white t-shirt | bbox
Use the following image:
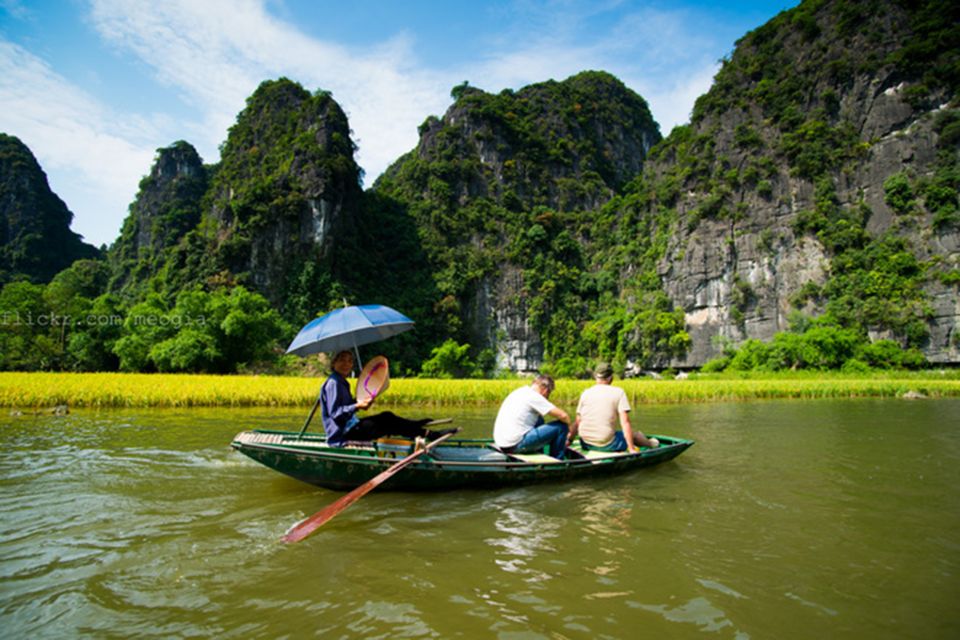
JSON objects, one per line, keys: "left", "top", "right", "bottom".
{"left": 493, "top": 385, "right": 557, "bottom": 448}
{"left": 576, "top": 384, "right": 631, "bottom": 447}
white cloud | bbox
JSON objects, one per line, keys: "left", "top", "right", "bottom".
{"left": 631, "top": 61, "right": 721, "bottom": 135}
{"left": 2, "top": 0, "right": 752, "bottom": 248}
{"left": 88, "top": 0, "right": 451, "bottom": 184}
{"left": 0, "top": 41, "right": 157, "bottom": 245}
{"left": 451, "top": 3, "right": 727, "bottom": 136}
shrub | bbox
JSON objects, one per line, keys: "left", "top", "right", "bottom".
{"left": 856, "top": 339, "right": 906, "bottom": 368}
{"left": 841, "top": 358, "right": 872, "bottom": 373}
{"left": 883, "top": 172, "right": 915, "bottom": 215}
{"left": 727, "top": 339, "right": 772, "bottom": 371}
{"left": 420, "top": 339, "right": 482, "bottom": 378}
{"left": 701, "top": 356, "right": 731, "bottom": 373}
{"left": 543, "top": 356, "right": 590, "bottom": 379}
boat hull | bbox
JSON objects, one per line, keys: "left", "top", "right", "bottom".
{"left": 231, "top": 430, "right": 694, "bottom": 491}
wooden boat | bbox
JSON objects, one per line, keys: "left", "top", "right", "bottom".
{"left": 230, "top": 429, "right": 694, "bottom": 491}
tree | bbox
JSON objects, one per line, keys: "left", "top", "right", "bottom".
{"left": 450, "top": 81, "right": 471, "bottom": 101}
{"left": 420, "top": 339, "right": 480, "bottom": 378}
{"left": 0, "top": 281, "right": 56, "bottom": 370}
{"left": 111, "top": 286, "right": 286, "bottom": 373}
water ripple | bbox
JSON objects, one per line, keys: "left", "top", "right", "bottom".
{"left": 1, "top": 402, "right": 959, "bottom": 639}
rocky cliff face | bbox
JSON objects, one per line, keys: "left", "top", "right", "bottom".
{"left": 109, "top": 140, "right": 207, "bottom": 294}
{"left": 106, "top": 79, "right": 365, "bottom": 324}
{"left": 376, "top": 71, "right": 662, "bottom": 371}
{"left": 0, "top": 133, "right": 99, "bottom": 285}
{"left": 649, "top": 0, "right": 959, "bottom": 366}
{"left": 205, "top": 78, "right": 363, "bottom": 315}
{"left": 374, "top": 1, "right": 958, "bottom": 372}
{"left": 408, "top": 73, "right": 660, "bottom": 210}
{"left": 11, "top": 1, "right": 954, "bottom": 374}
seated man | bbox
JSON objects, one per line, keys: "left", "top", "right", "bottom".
{"left": 493, "top": 374, "right": 571, "bottom": 459}
{"left": 570, "top": 362, "right": 659, "bottom": 452}
{"left": 321, "top": 350, "right": 454, "bottom": 446}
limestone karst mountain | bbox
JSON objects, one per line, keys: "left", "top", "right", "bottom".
{"left": 2, "top": 0, "right": 956, "bottom": 373}
{"left": 0, "top": 134, "right": 99, "bottom": 285}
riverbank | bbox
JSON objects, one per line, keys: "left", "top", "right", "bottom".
{"left": 2, "top": 371, "right": 959, "bottom": 409}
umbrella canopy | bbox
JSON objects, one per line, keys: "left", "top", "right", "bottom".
{"left": 285, "top": 304, "right": 414, "bottom": 357}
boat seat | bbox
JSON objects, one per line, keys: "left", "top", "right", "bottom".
{"left": 580, "top": 449, "right": 627, "bottom": 460}
{"left": 509, "top": 452, "right": 566, "bottom": 464}
{"left": 339, "top": 440, "right": 379, "bottom": 450}
{"left": 234, "top": 431, "right": 330, "bottom": 448}
{"left": 431, "top": 447, "right": 511, "bottom": 462}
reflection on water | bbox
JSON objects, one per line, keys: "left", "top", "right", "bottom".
{"left": 487, "top": 498, "right": 563, "bottom": 585}
{"left": 632, "top": 596, "right": 748, "bottom": 637}
{"left": 1, "top": 401, "right": 959, "bottom": 638}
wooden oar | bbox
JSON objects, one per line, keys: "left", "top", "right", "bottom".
{"left": 282, "top": 429, "right": 459, "bottom": 543}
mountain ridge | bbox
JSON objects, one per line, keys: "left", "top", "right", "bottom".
{"left": 0, "top": 0, "right": 956, "bottom": 374}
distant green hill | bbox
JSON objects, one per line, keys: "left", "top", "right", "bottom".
{"left": 0, "top": 134, "right": 99, "bottom": 285}
{"left": 373, "top": 70, "right": 672, "bottom": 374}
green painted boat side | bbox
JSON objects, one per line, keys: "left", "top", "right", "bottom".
{"left": 230, "top": 429, "right": 694, "bottom": 491}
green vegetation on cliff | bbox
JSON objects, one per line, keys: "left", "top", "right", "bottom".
{"left": 109, "top": 141, "right": 209, "bottom": 297}
{"left": 0, "top": 134, "right": 100, "bottom": 286}
{"left": 1, "top": 1, "right": 956, "bottom": 376}
{"left": 148, "top": 79, "right": 366, "bottom": 325}
{"left": 374, "top": 71, "right": 688, "bottom": 375}
{"left": 642, "top": 0, "right": 959, "bottom": 372}
{"left": 1, "top": 80, "right": 359, "bottom": 374}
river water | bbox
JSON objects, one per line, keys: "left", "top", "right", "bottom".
{"left": 1, "top": 398, "right": 958, "bottom": 639}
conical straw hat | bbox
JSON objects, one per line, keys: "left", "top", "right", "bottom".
{"left": 356, "top": 355, "right": 390, "bottom": 403}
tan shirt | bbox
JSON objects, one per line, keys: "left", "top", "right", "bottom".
{"left": 576, "top": 384, "right": 631, "bottom": 447}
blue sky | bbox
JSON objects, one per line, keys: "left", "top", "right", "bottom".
{"left": 1, "top": 0, "right": 797, "bottom": 247}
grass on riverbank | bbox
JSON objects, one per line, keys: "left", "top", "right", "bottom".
{"left": 2, "top": 370, "right": 959, "bottom": 409}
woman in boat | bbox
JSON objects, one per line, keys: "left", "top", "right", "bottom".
{"left": 569, "top": 362, "right": 659, "bottom": 452}
{"left": 493, "top": 374, "right": 572, "bottom": 459}
{"left": 321, "top": 350, "right": 454, "bottom": 446}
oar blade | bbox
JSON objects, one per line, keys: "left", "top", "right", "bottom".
{"left": 283, "top": 494, "right": 362, "bottom": 542}
{"left": 282, "top": 430, "right": 458, "bottom": 543}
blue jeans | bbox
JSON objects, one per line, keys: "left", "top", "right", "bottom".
{"left": 515, "top": 420, "right": 569, "bottom": 459}
{"left": 580, "top": 431, "right": 627, "bottom": 452}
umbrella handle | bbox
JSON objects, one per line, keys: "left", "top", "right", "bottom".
{"left": 353, "top": 345, "right": 362, "bottom": 372}
{"left": 342, "top": 299, "right": 363, "bottom": 371}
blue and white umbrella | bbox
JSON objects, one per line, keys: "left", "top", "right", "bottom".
{"left": 286, "top": 304, "right": 415, "bottom": 358}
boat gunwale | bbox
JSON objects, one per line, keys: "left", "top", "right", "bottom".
{"left": 231, "top": 430, "right": 693, "bottom": 470}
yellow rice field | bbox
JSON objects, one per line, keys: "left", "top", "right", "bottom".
{"left": 1, "top": 371, "right": 959, "bottom": 409}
